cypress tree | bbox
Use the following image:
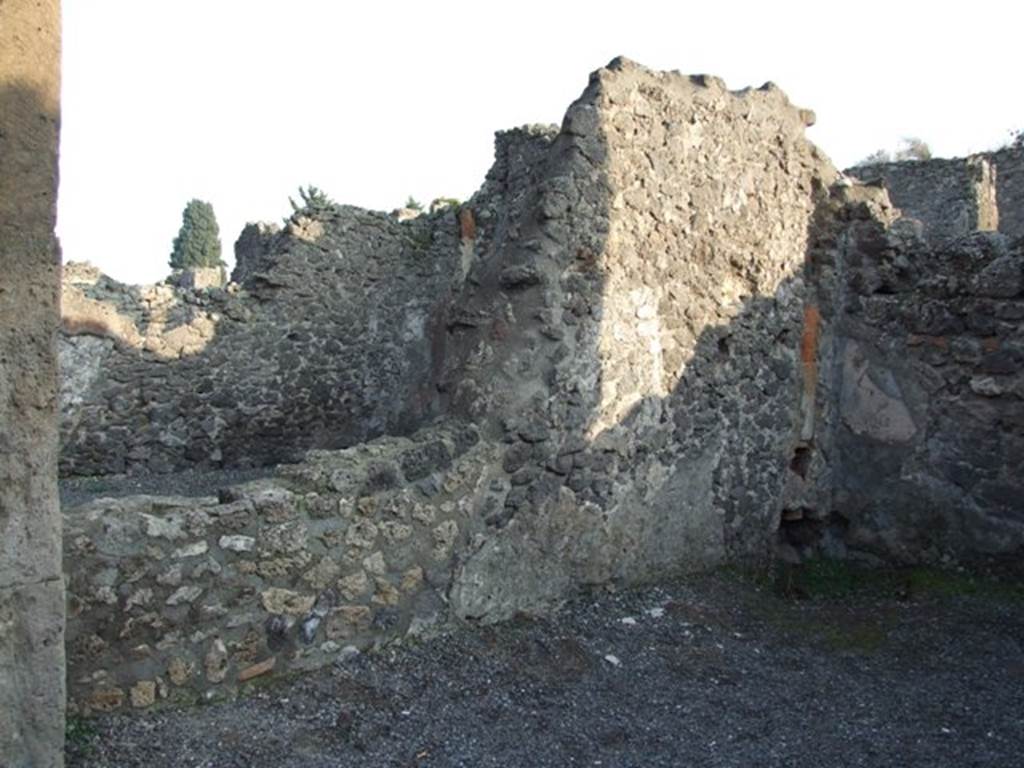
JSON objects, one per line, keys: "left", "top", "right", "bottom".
{"left": 169, "top": 199, "right": 223, "bottom": 270}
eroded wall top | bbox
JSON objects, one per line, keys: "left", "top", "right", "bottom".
{"left": 847, "top": 138, "right": 1024, "bottom": 244}
{"left": 60, "top": 206, "right": 466, "bottom": 475}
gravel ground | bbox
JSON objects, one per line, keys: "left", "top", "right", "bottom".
{"left": 66, "top": 567, "right": 1024, "bottom": 768}
{"left": 60, "top": 467, "right": 281, "bottom": 508}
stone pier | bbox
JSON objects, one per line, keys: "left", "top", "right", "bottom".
{"left": 0, "top": 1, "right": 66, "bottom": 765}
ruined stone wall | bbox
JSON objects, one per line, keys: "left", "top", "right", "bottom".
{"left": 848, "top": 138, "right": 1024, "bottom": 245}
{"left": 826, "top": 148, "right": 1024, "bottom": 560}
{"left": 443, "top": 61, "right": 836, "bottom": 619}
{"left": 60, "top": 58, "right": 1024, "bottom": 717}
{"left": 848, "top": 156, "right": 999, "bottom": 245}
{"left": 833, "top": 224, "right": 1023, "bottom": 562}
{"left": 64, "top": 422, "right": 487, "bottom": 714}
{"left": 64, "top": 59, "right": 846, "bottom": 712}
{"left": 990, "top": 138, "right": 1024, "bottom": 240}
{"left": 0, "top": 1, "right": 66, "bottom": 765}
{"left": 779, "top": 181, "right": 1024, "bottom": 565}
{"left": 60, "top": 208, "right": 464, "bottom": 475}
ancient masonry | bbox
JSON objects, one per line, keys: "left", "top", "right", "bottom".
{"left": 850, "top": 139, "right": 1023, "bottom": 244}
{"left": 57, "top": 60, "right": 1023, "bottom": 714}
{"left": 0, "top": 1, "right": 66, "bottom": 766}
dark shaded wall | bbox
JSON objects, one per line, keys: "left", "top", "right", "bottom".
{"left": 837, "top": 228, "right": 1023, "bottom": 561}
{"left": 788, "top": 184, "right": 1024, "bottom": 564}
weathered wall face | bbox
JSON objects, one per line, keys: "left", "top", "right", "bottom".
{"left": 64, "top": 422, "right": 487, "bottom": 714}
{"left": 990, "top": 137, "right": 1024, "bottom": 240}
{"left": 0, "top": 1, "right": 66, "bottom": 765}
{"left": 443, "top": 61, "right": 836, "bottom": 619}
{"left": 848, "top": 136, "right": 1024, "bottom": 246}
{"left": 60, "top": 208, "right": 464, "bottom": 475}
{"left": 849, "top": 156, "right": 999, "bottom": 245}
{"left": 64, "top": 59, "right": 848, "bottom": 712}
{"left": 59, "top": 58, "right": 1024, "bottom": 716}
{"left": 834, "top": 226, "right": 1023, "bottom": 561}
{"left": 815, "top": 148, "right": 1024, "bottom": 563}
{"left": 776, "top": 181, "right": 1024, "bottom": 564}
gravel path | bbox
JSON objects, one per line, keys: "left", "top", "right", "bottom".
{"left": 66, "top": 568, "right": 1024, "bottom": 768}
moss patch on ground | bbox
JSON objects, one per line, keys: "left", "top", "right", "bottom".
{"left": 65, "top": 715, "right": 98, "bottom": 756}
{"left": 718, "top": 559, "right": 1024, "bottom": 656}
{"left": 780, "top": 559, "right": 1024, "bottom": 602}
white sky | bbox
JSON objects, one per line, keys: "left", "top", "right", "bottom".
{"left": 59, "top": 0, "right": 1021, "bottom": 285}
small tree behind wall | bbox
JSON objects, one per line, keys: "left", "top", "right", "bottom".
{"left": 894, "top": 137, "right": 932, "bottom": 161}
{"left": 169, "top": 199, "right": 224, "bottom": 270}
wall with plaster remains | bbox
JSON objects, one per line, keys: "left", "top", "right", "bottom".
{"left": 834, "top": 211, "right": 1022, "bottom": 560}
{"left": 60, "top": 60, "right": 1024, "bottom": 716}
{"left": 63, "top": 59, "right": 843, "bottom": 714}
{"left": 774, "top": 182, "right": 1024, "bottom": 564}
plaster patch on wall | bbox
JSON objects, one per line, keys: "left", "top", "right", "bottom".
{"left": 840, "top": 341, "right": 917, "bottom": 443}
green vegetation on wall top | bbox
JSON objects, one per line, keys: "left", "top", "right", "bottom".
{"left": 289, "top": 185, "right": 336, "bottom": 218}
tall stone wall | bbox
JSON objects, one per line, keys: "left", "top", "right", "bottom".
{"left": 60, "top": 207, "right": 465, "bottom": 476}
{"left": 831, "top": 149, "right": 1024, "bottom": 553}
{"left": 442, "top": 61, "right": 835, "bottom": 618}
{"left": 0, "top": 1, "right": 66, "bottom": 765}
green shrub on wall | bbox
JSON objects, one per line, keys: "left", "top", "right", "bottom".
{"left": 289, "top": 185, "right": 336, "bottom": 218}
